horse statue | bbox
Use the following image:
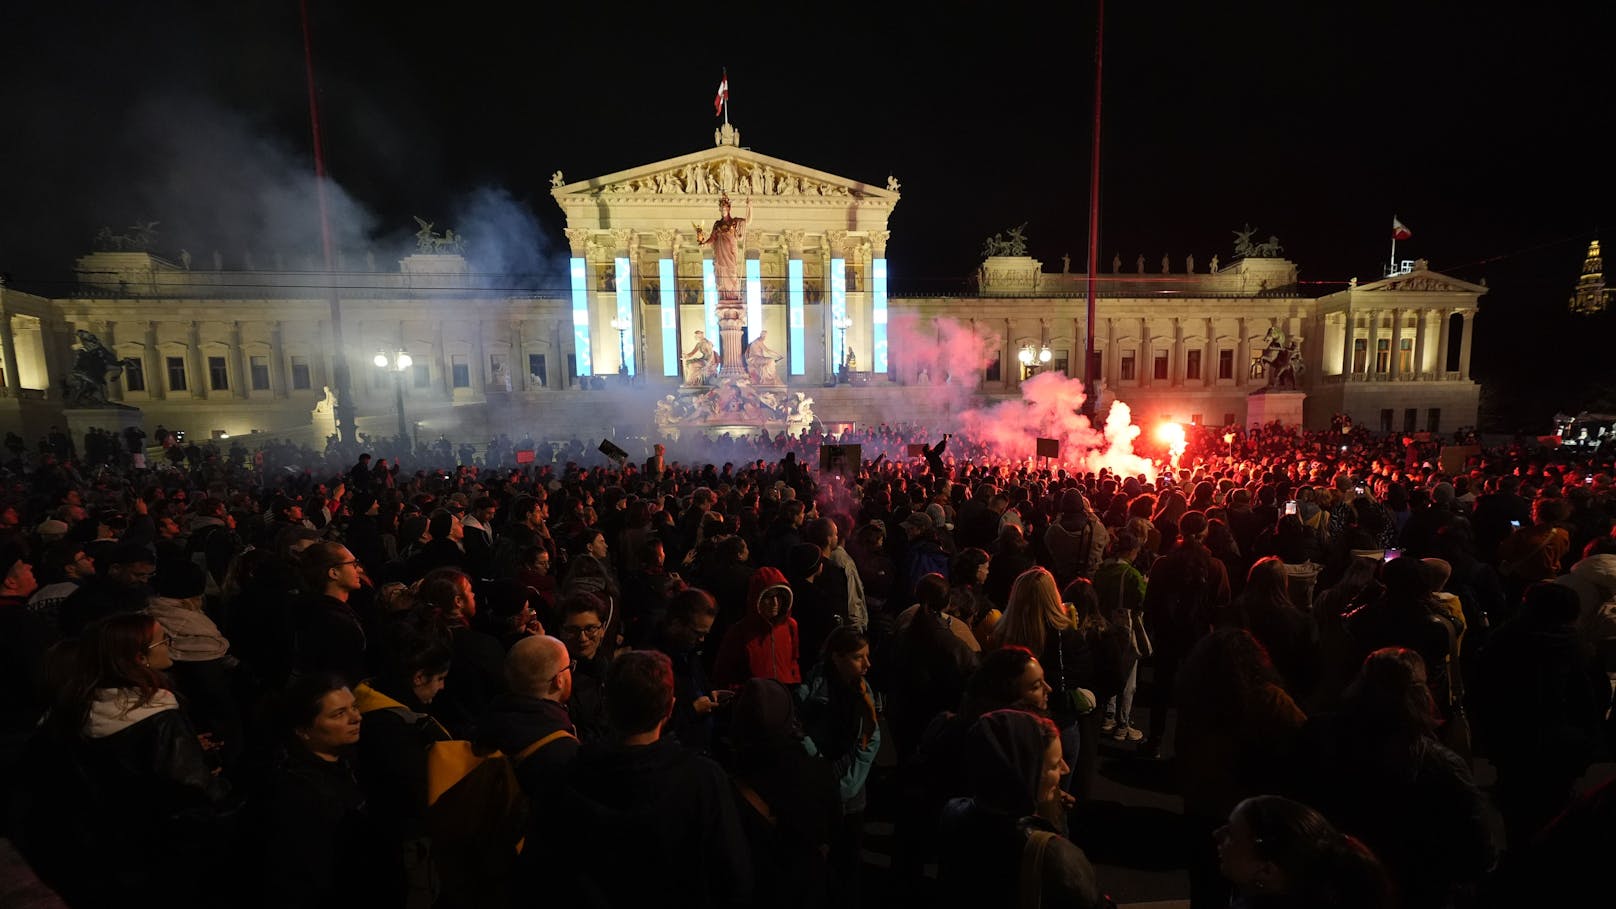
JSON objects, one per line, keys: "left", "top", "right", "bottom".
{"left": 64, "top": 329, "right": 139, "bottom": 407}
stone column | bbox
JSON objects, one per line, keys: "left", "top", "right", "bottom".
{"left": 1364, "top": 310, "right": 1380, "bottom": 377}
{"left": 145, "top": 322, "right": 165, "bottom": 400}
{"left": 1138, "top": 317, "right": 1151, "bottom": 387}
{"left": 1436, "top": 309, "right": 1452, "bottom": 377}
{"left": 1413, "top": 310, "right": 1428, "bottom": 379}
{"left": 1169, "top": 317, "right": 1182, "bottom": 385}
{"left": 1340, "top": 312, "right": 1353, "bottom": 376}
{"left": 513, "top": 319, "right": 527, "bottom": 392}
{"left": 187, "top": 321, "right": 206, "bottom": 398}
{"left": 1203, "top": 317, "right": 1214, "bottom": 388}
{"left": 229, "top": 321, "right": 248, "bottom": 398}
{"left": 269, "top": 320, "right": 288, "bottom": 397}
{"left": 0, "top": 309, "right": 20, "bottom": 397}
{"left": 472, "top": 318, "right": 488, "bottom": 395}
{"left": 1235, "top": 317, "right": 1248, "bottom": 387}
{"left": 1387, "top": 308, "right": 1402, "bottom": 380}
{"left": 435, "top": 321, "right": 450, "bottom": 398}
{"left": 1105, "top": 317, "right": 1117, "bottom": 386}
{"left": 1458, "top": 311, "right": 1475, "bottom": 380}
{"left": 38, "top": 319, "right": 66, "bottom": 401}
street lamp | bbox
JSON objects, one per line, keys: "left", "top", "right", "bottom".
{"left": 609, "top": 316, "right": 631, "bottom": 379}
{"left": 833, "top": 315, "right": 854, "bottom": 380}
{"left": 1018, "top": 343, "right": 1053, "bottom": 377}
{"left": 373, "top": 349, "right": 413, "bottom": 439}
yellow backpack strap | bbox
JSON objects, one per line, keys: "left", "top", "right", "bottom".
{"left": 514, "top": 729, "right": 577, "bottom": 765}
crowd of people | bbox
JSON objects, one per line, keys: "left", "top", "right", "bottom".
{"left": 1, "top": 415, "right": 1613, "bottom": 908}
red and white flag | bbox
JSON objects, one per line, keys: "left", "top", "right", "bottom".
{"left": 713, "top": 71, "right": 728, "bottom": 116}
{"left": 1392, "top": 217, "right": 1412, "bottom": 241}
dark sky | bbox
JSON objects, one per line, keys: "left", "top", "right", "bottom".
{"left": 1, "top": 1, "right": 1609, "bottom": 423}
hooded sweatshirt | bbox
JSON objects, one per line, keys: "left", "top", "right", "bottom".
{"left": 1557, "top": 554, "right": 1616, "bottom": 666}
{"left": 713, "top": 566, "right": 801, "bottom": 688}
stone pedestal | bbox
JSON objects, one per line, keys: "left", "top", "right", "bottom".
{"left": 1246, "top": 389, "right": 1306, "bottom": 428}
{"left": 64, "top": 405, "right": 145, "bottom": 453}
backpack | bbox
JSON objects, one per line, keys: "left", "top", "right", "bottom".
{"left": 353, "top": 683, "right": 574, "bottom": 905}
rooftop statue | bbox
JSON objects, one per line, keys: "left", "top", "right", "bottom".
{"left": 412, "top": 217, "right": 467, "bottom": 255}
{"left": 981, "top": 222, "right": 1029, "bottom": 258}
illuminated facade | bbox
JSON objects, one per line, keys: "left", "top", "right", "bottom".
{"left": 0, "top": 126, "right": 1486, "bottom": 443}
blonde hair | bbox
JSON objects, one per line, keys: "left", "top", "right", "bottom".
{"left": 996, "top": 567, "right": 1071, "bottom": 654}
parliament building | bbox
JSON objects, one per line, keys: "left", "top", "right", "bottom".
{"left": 0, "top": 123, "right": 1483, "bottom": 447}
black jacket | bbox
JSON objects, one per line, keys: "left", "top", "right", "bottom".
{"left": 532, "top": 737, "right": 752, "bottom": 907}
{"left": 289, "top": 594, "right": 368, "bottom": 686}
{"left": 249, "top": 748, "right": 385, "bottom": 909}
{"left": 476, "top": 693, "right": 580, "bottom": 802}
{"left": 937, "top": 804, "right": 1105, "bottom": 909}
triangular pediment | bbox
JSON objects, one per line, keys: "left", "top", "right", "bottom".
{"left": 1356, "top": 267, "right": 1487, "bottom": 295}
{"left": 551, "top": 145, "right": 897, "bottom": 203}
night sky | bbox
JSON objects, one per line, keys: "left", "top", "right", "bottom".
{"left": 2, "top": 1, "right": 1609, "bottom": 428}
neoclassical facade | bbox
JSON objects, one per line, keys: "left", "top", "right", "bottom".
{"left": 0, "top": 126, "right": 1483, "bottom": 444}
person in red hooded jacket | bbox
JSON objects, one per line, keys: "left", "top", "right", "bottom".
{"left": 713, "top": 566, "right": 802, "bottom": 688}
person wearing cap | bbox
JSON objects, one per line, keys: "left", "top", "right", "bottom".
{"left": 147, "top": 558, "right": 241, "bottom": 761}
{"left": 58, "top": 541, "right": 157, "bottom": 636}
{"left": 36, "top": 518, "right": 71, "bottom": 545}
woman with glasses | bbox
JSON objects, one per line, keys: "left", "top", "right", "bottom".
{"left": 20, "top": 613, "right": 232, "bottom": 907}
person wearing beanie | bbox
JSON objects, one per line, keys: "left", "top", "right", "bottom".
{"left": 937, "top": 709, "right": 1104, "bottom": 908}
{"left": 1046, "top": 488, "right": 1110, "bottom": 588}
{"left": 36, "top": 518, "right": 71, "bottom": 544}
{"left": 147, "top": 558, "right": 241, "bottom": 760}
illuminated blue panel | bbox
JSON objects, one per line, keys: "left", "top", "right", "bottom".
{"left": 702, "top": 259, "right": 720, "bottom": 358}
{"left": 659, "top": 258, "right": 677, "bottom": 377}
{"left": 614, "top": 256, "right": 634, "bottom": 376}
{"left": 831, "top": 257, "right": 847, "bottom": 370}
{"left": 745, "top": 258, "right": 763, "bottom": 339}
{"left": 570, "top": 256, "right": 592, "bottom": 376}
{"left": 788, "top": 257, "right": 805, "bottom": 375}
{"left": 873, "top": 257, "right": 889, "bottom": 373}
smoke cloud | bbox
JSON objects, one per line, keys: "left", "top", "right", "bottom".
{"left": 957, "top": 371, "right": 1157, "bottom": 480}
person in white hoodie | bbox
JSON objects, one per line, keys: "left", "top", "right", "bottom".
{"left": 1556, "top": 553, "right": 1616, "bottom": 684}
{"left": 146, "top": 558, "right": 241, "bottom": 763}
{"left": 21, "top": 612, "right": 229, "bottom": 905}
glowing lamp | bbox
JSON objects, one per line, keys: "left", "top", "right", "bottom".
{"left": 1018, "top": 345, "right": 1034, "bottom": 365}
{"left": 1038, "top": 345, "right": 1052, "bottom": 364}
{"left": 373, "top": 353, "right": 389, "bottom": 368}
{"left": 396, "top": 352, "right": 411, "bottom": 370}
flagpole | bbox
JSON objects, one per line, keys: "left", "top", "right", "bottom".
{"left": 723, "top": 68, "right": 729, "bottom": 127}
{"left": 1389, "top": 215, "right": 1397, "bottom": 274}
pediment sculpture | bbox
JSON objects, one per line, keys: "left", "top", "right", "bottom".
{"left": 594, "top": 160, "right": 856, "bottom": 198}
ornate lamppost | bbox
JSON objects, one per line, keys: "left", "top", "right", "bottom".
{"left": 609, "top": 316, "right": 631, "bottom": 379}
{"left": 373, "top": 349, "right": 413, "bottom": 439}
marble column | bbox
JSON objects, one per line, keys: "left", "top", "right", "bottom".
{"left": 1413, "top": 310, "right": 1428, "bottom": 379}
{"left": 230, "top": 321, "right": 248, "bottom": 398}
{"left": 1458, "top": 311, "right": 1475, "bottom": 380}
{"left": 187, "top": 321, "right": 206, "bottom": 398}
{"left": 1203, "top": 317, "right": 1214, "bottom": 388}
{"left": 513, "top": 319, "right": 528, "bottom": 392}
{"left": 1364, "top": 310, "right": 1380, "bottom": 377}
{"left": 1138, "top": 317, "right": 1151, "bottom": 387}
{"left": 472, "top": 319, "right": 488, "bottom": 395}
{"left": 1235, "top": 317, "right": 1248, "bottom": 387}
{"left": 1338, "top": 313, "right": 1353, "bottom": 377}
{"left": 269, "top": 320, "right": 288, "bottom": 398}
{"left": 1105, "top": 317, "right": 1118, "bottom": 386}
{"left": 38, "top": 319, "right": 66, "bottom": 400}
{"left": 0, "top": 309, "right": 20, "bottom": 397}
{"left": 1171, "top": 317, "right": 1183, "bottom": 385}
{"left": 1387, "top": 308, "right": 1402, "bottom": 380}
{"left": 145, "top": 322, "right": 165, "bottom": 401}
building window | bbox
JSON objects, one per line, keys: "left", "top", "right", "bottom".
{"left": 1223, "top": 413, "right": 1236, "bottom": 426}
{"left": 1119, "top": 352, "right": 1136, "bottom": 381}
{"left": 1427, "top": 408, "right": 1441, "bottom": 433}
{"left": 1399, "top": 338, "right": 1414, "bottom": 374}
{"left": 124, "top": 358, "right": 146, "bottom": 392}
{"left": 1353, "top": 338, "right": 1367, "bottom": 373}
{"left": 250, "top": 356, "right": 270, "bottom": 391}
{"left": 413, "top": 364, "right": 431, "bottom": 389}
{"left": 451, "top": 355, "right": 470, "bottom": 388}
{"left": 1153, "top": 351, "right": 1169, "bottom": 380}
{"left": 1217, "top": 349, "right": 1234, "bottom": 380}
{"left": 166, "top": 357, "right": 188, "bottom": 392}
{"left": 1403, "top": 408, "right": 1418, "bottom": 433}
{"left": 290, "top": 356, "right": 311, "bottom": 390}
{"left": 1190, "top": 413, "right": 1203, "bottom": 425}
{"left": 1375, "top": 338, "right": 1390, "bottom": 374}
{"left": 1186, "top": 349, "right": 1202, "bottom": 381}
{"left": 208, "top": 356, "right": 229, "bottom": 391}
{"left": 1380, "top": 408, "right": 1393, "bottom": 432}
{"left": 984, "top": 353, "right": 1001, "bottom": 383}
{"left": 529, "top": 353, "right": 548, "bottom": 387}
{"left": 1051, "top": 355, "right": 1069, "bottom": 375}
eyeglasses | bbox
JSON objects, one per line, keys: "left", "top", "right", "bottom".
{"left": 560, "top": 622, "right": 604, "bottom": 638}
{"left": 550, "top": 659, "right": 578, "bottom": 683}
{"left": 144, "top": 633, "right": 174, "bottom": 652}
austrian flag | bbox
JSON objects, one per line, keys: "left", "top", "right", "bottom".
{"left": 1392, "top": 217, "right": 1412, "bottom": 241}
{"left": 714, "top": 72, "right": 728, "bottom": 116}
